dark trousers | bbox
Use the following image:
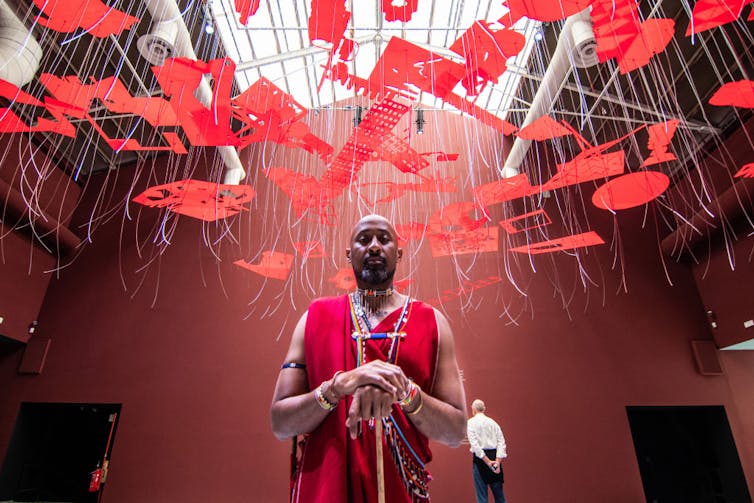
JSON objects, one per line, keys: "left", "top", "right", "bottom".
{"left": 472, "top": 449, "right": 505, "bottom": 503}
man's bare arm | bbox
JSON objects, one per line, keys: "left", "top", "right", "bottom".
{"left": 270, "top": 312, "right": 413, "bottom": 440}
{"left": 402, "top": 309, "right": 467, "bottom": 447}
{"left": 270, "top": 312, "right": 331, "bottom": 440}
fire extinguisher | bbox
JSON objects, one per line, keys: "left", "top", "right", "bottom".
{"left": 89, "top": 464, "right": 102, "bottom": 493}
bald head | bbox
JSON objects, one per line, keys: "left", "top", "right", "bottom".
{"left": 347, "top": 214, "right": 402, "bottom": 289}
{"left": 472, "top": 399, "right": 485, "bottom": 414}
{"left": 350, "top": 214, "right": 397, "bottom": 242}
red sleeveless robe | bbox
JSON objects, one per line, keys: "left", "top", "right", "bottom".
{"left": 294, "top": 295, "right": 439, "bottom": 503}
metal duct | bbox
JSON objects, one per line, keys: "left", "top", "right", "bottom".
{"left": 0, "top": 0, "right": 42, "bottom": 87}
{"left": 501, "top": 9, "right": 596, "bottom": 178}
{"left": 139, "top": 0, "right": 246, "bottom": 185}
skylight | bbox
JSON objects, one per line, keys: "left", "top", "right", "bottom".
{"left": 209, "top": 0, "right": 540, "bottom": 120}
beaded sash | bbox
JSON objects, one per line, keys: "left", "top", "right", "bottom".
{"left": 347, "top": 293, "right": 431, "bottom": 502}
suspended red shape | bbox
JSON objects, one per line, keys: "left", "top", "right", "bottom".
{"left": 235, "top": 0, "right": 260, "bottom": 25}
{"left": 642, "top": 120, "right": 679, "bottom": 166}
{"left": 429, "top": 201, "right": 488, "bottom": 233}
{"left": 709, "top": 80, "right": 754, "bottom": 108}
{"left": 153, "top": 57, "right": 239, "bottom": 147}
{"left": 591, "top": 0, "right": 641, "bottom": 61}
{"left": 617, "top": 18, "right": 675, "bottom": 74}
{"left": 234, "top": 78, "right": 332, "bottom": 161}
{"left": 394, "top": 222, "right": 428, "bottom": 245}
{"left": 132, "top": 179, "right": 255, "bottom": 221}
{"left": 499, "top": 209, "right": 551, "bottom": 234}
{"left": 359, "top": 176, "right": 457, "bottom": 205}
{"left": 510, "top": 231, "right": 605, "bottom": 255}
{"left": 540, "top": 151, "right": 625, "bottom": 192}
{"left": 449, "top": 22, "right": 526, "bottom": 96}
{"left": 328, "top": 267, "right": 357, "bottom": 290}
{"left": 320, "top": 98, "right": 411, "bottom": 200}
{"left": 381, "top": 0, "right": 419, "bottom": 22}
{"left": 97, "top": 77, "right": 179, "bottom": 127}
{"left": 0, "top": 79, "right": 44, "bottom": 106}
{"left": 592, "top": 171, "right": 669, "bottom": 211}
{"left": 442, "top": 92, "right": 518, "bottom": 135}
{"left": 503, "top": 0, "right": 591, "bottom": 23}
{"left": 33, "top": 0, "right": 138, "bottom": 37}
{"left": 685, "top": 0, "right": 753, "bottom": 36}
{"left": 735, "top": 163, "right": 754, "bottom": 178}
{"left": 516, "top": 115, "right": 572, "bottom": 141}
{"left": 427, "top": 276, "right": 502, "bottom": 307}
{"left": 430, "top": 152, "right": 459, "bottom": 162}
{"left": 368, "top": 37, "right": 466, "bottom": 100}
{"left": 375, "top": 134, "right": 429, "bottom": 174}
{"left": 234, "top": 76, "right": 306, "bottom": 123}
{"left": 264, "top": 167, "right": 335, "bottom": 224}
{"left": 0, "top": 97, "right": 76, "bottom": 137}
{"left": 234, "top": 251, "right": 294, "bottom": 281}
{"left": 309, "top": 0, "right": 350, "bottom": 45}
{"left": 472, "top": 174, "right": 534, "bottom": 207}
{"left": 428, "top": 226, "right": 499, "bottom": 257}
{"left": 293, "top": 241, "right": 327, "bottom": 259}
{"left": 39, "top": 74, "right": 99, "bottom": 117}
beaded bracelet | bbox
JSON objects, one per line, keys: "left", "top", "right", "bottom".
{"left": 314, "top": 382, "right": 337, "bottom": 411}
{"left": 399, "top": 381, "right": 420, "bottom": 409}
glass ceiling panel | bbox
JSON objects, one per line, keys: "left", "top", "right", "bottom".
{"left": 211, "top": 0, "right": 540, "bottom": 118}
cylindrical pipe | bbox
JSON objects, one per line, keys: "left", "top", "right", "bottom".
{"left": 141, "top": 0, "right": 246, "bottom": 185}
{"left": 501, "top": 9, "right": 594, "bottom": 178}
{"left": 0, "top": 178, "right": 81, "bottom": 254}
{"left": 0, "top": 0, "right": 43, "bottom": 87}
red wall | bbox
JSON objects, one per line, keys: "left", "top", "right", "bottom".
{"left": 1, "top": 113, "right": 753, "bottom": 502}
{"left": 0, "top": 136, "right": 81, "bottom": 343}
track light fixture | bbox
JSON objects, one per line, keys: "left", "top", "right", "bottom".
{"left": 353, "top": 105, "right": 364, "bottom": 127}
{"left": 415, "top": 108, "right": 425, "bottom": 134}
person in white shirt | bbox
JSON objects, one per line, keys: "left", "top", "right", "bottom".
{"left": 466, "top": 399, "right": 507, "bottom": 503}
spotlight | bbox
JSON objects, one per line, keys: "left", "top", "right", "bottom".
{"left": 353, "top": 105, "right": 364, "bottom": 127}
{"left": 415, "top": 108, "right": 425, "bottom": 134}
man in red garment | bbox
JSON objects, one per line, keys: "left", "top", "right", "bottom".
{"left": 271, "top": 214, "right": 467, "bottom": 502}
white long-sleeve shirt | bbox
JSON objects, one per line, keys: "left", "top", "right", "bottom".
{"left": 467, "top": 412, "right": 507, "bottom": 460}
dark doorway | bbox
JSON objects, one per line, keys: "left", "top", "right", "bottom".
{"left": 626, "top": 405, "right": 750, "bottom": 503}
{"left": 0, "top": 402, "right": 121, "bottom": 503}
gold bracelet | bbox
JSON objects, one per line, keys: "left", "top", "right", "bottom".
{"left": 329, "top": 370, "right": 345, "bottom": 400}
{"left": 406, "top": 394, "right": 424, "bottom": 415}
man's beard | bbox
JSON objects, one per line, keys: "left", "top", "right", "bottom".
{"left": 359, "top": 263, "right": 395, "bottom": 286}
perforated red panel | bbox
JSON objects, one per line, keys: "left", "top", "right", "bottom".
{"left": 132, "top": 180, "right": 255, "bottom": 221}
{"left": 541, "top": 151, "right": 625, "bottom": 191}
{"left": 472, "top": 175, "right": 534, "bottom": 206}
{"left": 428, "top": 227, "right": 499, "bottom": 257}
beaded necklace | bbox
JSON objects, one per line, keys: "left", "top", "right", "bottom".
{"left": 349, "top": 292, "right": 411, "bottom": 366}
